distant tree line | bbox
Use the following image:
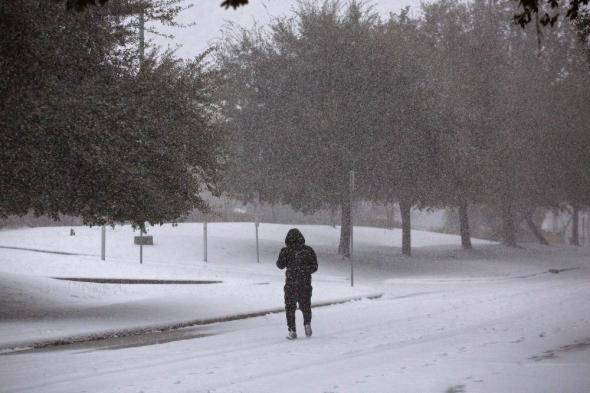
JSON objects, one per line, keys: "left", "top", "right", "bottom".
{"left": 0, "top": 0, "right": 223, "bottom": 230}
{"left": 217, "top": 0, "right": 590, "bottom": 256}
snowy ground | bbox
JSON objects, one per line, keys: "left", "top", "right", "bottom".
{"left": 1, "top": 223, "right": 589, "bottom": 392}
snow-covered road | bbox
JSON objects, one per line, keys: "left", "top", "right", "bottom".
{"left": 2, "top": 271, "right": 589, "bottom": 393}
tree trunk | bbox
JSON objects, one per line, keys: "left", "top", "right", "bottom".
{"left": 525, "top": 209, "right": 549, "bottom": 245}
{"left": 501, "top": 200, "right": 517, "bottom": 247}
{"left": 338, "top": 196, "right": 351, "bottom": 257}
{"left": 571, "top": 204, "right": 580, "bottom": 246}
{"left": 458, "top": 199, "right": 472, "bottom": 250}
{"left": 399, "top": 199, "right": 411, "bottom": 256}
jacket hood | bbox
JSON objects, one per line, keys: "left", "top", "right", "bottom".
{"left": 285, "top": 228, "right": 305, "bottom": 247}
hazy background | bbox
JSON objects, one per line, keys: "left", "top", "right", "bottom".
{"left": 152, "top": 0, "right": 422, "bottom": 58}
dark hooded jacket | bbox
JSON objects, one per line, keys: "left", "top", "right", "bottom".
{"left": 276, "top": 228, "right": 318, "bottom": 287}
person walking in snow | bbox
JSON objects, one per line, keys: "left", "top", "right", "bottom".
{"left": 276, "top": 228, "right": 318, "bottom": 340}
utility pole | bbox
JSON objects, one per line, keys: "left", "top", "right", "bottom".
{"left": 138, "top": 3, "right": 145, "bottom": 266}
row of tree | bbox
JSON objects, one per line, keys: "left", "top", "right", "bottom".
{"left": 217, "top": 0, "right": 590, "bottom": 255}
{"left": 1, "top": 0, "right": 223, "bottom": 230}
{"left": 2, "top": 0, "right": 588, "bottom": 254}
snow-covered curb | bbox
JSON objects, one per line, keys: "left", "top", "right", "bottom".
{"left": 0, "top": 293, "right": 382, "bottom": 353}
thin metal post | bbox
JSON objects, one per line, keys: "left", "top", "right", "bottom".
{"left": 255, "top": 220, "right": 260, "bottom": 263}
{"left": 139, "top": 6, "right": 145, "bottom": 66}
{"left": 350, "top": 171, "right": 354, "bottom": 257}
{"left": 139, "top": 228, "right": 143, "bottom": 265}
{"left": 584, "top": 214, "right": 586, "bottom": 247}
{"left": 584, "top": 214, "right": 590, "bottom": 245}
{"left": 349, "top": 170, "right": 355, "bottom": 287}
{"left": 101, "top": 225, "right": 106, "bottom": 261}
{"left": 203, "top": 218, "right": 208, "bottom": 262}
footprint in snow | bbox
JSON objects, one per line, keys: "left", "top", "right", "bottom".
{"left": 445, "top": 384, "right": 466, "bottom": 393}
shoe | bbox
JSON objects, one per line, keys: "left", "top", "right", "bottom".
{"left": 304, "top": 324, "right": 312, "bottom": 337}
{"left": 286, "top": 330, "right": 297, "bottom": 340}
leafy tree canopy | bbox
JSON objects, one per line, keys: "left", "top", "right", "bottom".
{"left": 515, "top": 0, "right": 589, "bottom": 27}
{"left": 57, "top": 0, "right": 249, "bottom": 11}
{"left": 1, "top": 1, "right": 223, "bottom": 228}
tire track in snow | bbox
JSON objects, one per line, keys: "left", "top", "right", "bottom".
{"left": 197, "top": 283, "right": 590, "bottom": 392}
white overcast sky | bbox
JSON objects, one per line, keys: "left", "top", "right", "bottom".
{"left": 151, "top": 0, "right": 423, "bottom": 59}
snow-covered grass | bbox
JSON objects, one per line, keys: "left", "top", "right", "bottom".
{"left": 1, "top": 222, "right": 589, "bottom": 392}
{"left": 0, "top": 223, "right": 387, "bottom": 348}
{"left": 0, "top": 222, "right": 493, "bottom": 272}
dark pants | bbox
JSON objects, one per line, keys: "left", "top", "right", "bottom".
{"left": 284, "top": 284, "right": 312, "bottom": 331}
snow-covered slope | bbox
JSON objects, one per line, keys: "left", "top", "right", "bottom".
{"left": 0, "top": 222, "right": 492, "bottom": 269}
